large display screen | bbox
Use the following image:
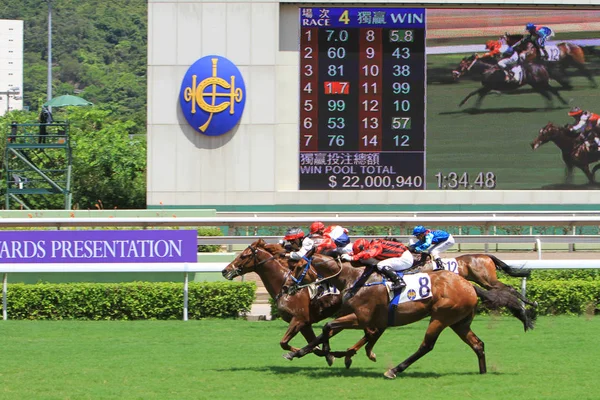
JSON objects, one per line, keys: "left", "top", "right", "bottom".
{"left": 298, "top": 7, "right": 600, "bottom": 190}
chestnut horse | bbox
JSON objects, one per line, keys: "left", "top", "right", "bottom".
{"left": 531, "top": 122, "right": 600, "bottom": 184}
{"left": 411, "top": 252, "right": 537, "bottom": 307}
{"left": 285, "top": 254, "right": 533, "bottom": 379}
{"left": 503, "top": 33, "right": 597, "bottom": 88}
{"left": 221, "top": 239, "right": 341, "bottom": 364}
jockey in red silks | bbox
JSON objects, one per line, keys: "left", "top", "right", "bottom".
{"left": 479, "top": 39, "right": 502, "bottom": 59}
{"left": 341, "top": 238, "right": 413, "bottom": 291}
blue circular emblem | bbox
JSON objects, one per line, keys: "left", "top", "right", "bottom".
{"left": 179, "top": 55, "right": 246, "bottom": 136}
{"left": 407, "top": 289, "right": 417, "bottom": 300}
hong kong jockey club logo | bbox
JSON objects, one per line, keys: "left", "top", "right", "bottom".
{"left": 179, "top": 55, "right": 246, "bottom": 136}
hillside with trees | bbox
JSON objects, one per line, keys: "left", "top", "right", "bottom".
{"left": 0, "top": 0, "right": 147, "bottom": 209}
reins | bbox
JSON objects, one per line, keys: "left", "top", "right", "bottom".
{"left": 289, "top": 255, "right": 343, "bottom": 292}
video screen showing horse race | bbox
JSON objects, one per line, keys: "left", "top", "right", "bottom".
{"left": 426, "top": 8, "right": 600, "bottom": 189}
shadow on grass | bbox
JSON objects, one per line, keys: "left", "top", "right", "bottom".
{"left": 213, "top": 364, "right": 507, "bottom": 379}
{"left": 440, "top": 106, "right": 553, "bottom": 115}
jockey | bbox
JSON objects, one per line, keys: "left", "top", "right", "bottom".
{"left": 497, "top": 46, "right": 519, "bottom": 82}
{"left": 568, "top": 107, "right": 600, "bottom": 151}
{"left": 341, "top": 238, "right": 413, "bottom": 291}
{"left": 525, "top": 23, "right": 554, "bottom": 59}
{"left": 281, "top": 227, "right": 315, "bottom": 261}
{"left": 310, "top": 221, "right": 353, "bottom": 255}
{"left": 410, "top": 226, "right": 455, "bottom": 270}
{"left": 478, "top": 39, "right": 502, "bottom": 59}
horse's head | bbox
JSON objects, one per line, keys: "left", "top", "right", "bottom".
{"left": 531, "top": 122, "right": 559, "bottom": 150}
{"left": 452, "top": 54, "right": 477, "bottom": 80}
{"left": 222, "top": 238, "right": 274, "bottom": 279}
{"left": 503, "top": 33, "right": 524, "bottom": 47}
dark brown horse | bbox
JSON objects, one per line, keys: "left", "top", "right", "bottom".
{"left": 503, "top": 33, "right": 597, "bottom": 88}
{"left": 531, "top": 122, "right": 600, "bottom": 184}
{"left": 453, "top": 54, "right": 567, "bottom": 108}
{"left": 411, "top": 252, "right": 537, "bottom": 307}
{"left": 285, "top": 254, "right": 533, "bottom": 379}
{"left": 221, "top": 239, "right": 341, "bottom": 364}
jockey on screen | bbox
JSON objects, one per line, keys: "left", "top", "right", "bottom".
{"left": 409, "top": 226, "right": 455, "bottom": 270}
{"left": 525, "top": 23, "right": 554, "bottom": 59}
{"left": 341, "top": 238, "right": 412, "bottom": 291}
{"left": 497, "top": 46, "right": 519, "bottom": 82}
{"left": 568, "top": 107, "right": 600, "bottom": 152}
{"left": 478, "top": 39, "right": 502, "bottom": 59}
{"left": 309, "top": 221, "right": 353, "bottom": 255}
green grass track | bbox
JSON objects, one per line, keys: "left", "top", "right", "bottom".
{"left": 0, "top": 316, "right": 598, "bottom": 399}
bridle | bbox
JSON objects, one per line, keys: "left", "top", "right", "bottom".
{"left": 229, "top": 244, "right": 277, "bottom": 277}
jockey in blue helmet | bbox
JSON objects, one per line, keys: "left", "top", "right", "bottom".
{"left": 525, "top": 23, "right": 554, "bottom": 59}
{"left": 410, "top": 226, "right": 455, "bottom": 270}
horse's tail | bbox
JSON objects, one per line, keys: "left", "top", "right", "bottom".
{"left": 488, "top": 254, "right": 531, "bottom": 277}
{"left": 473, "top": 285, "right": 536, "bottom": 332}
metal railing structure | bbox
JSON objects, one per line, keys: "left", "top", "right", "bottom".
{"left": 0, "top": 214, "right": 599, "bottom": 320}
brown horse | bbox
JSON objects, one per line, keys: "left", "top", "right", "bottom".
{"left": 503, "top": 33, "right": 597, "bottom": 88}
{"left": 411, "top": 252, "right": 537, "bottom": 308}
{"left": 531, "top": 122, "right": 600, "bottom": 184}
{"left": 221, "top": 239, "right": 341, "bottom": 364}
{"left": 285, "top": 254, "right": 533, "bottom": 378}
{"left": 452, "top": 54, "right": 567, "bottom": 108}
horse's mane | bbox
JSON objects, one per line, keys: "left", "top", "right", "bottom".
{"left": 503, "top": 33, "right": 525, "bottom": 45}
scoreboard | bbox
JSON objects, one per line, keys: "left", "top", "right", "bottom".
{"left": 299, "top": 7, "right": 426, "bottom": 190}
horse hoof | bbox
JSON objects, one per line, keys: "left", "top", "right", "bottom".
{"left": 345, "top": 357, "right": 353, "bottom": 369}
{"left": 368, "top": 353, "right": 377, "bottom": 362}
{"left": 384, "top": 370, "right": 397, "bottom": 379}
{"left": 326, "top": 354, "right": 335, "bottom": 367}
{"left": 283, "top": 352, "right": 294, "bottom": 361}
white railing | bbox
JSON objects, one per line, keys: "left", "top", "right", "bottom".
{"left": 1, "top": 214, "right": 598, "bottom": 320}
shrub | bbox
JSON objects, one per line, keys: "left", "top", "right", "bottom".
{"left": 6, "top": 281, "right": 255, "bottom": 320}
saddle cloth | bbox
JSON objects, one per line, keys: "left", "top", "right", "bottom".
{"left": 387, "top": 272, "right": 433, "bottom": 304}
{"left": 544, "top": 45, "right": 560, "bottom": 62}
{"left": 508, "top": 65, "right": 524, "bottom": 84}
{"left": 308, "top": 281, "right": 340, "bottom": 300}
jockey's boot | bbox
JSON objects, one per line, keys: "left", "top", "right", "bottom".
{"left": 380, "top": 266, "right": 406, "bottom": 292}
{"left": 434, "top": 258, "right": 445, "bottom": 270}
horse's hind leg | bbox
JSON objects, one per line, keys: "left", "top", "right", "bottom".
{"left": 450, "top": 314, "right": 486, "bottom": 374}
{"left": 384, "top": 318, "right": 447, "bottom": 379}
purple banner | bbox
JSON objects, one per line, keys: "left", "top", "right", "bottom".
{"left": 0, "top": 230, "right": 198, "bottom": 263}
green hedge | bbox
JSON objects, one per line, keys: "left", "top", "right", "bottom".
{"left": 5, "top": 281, "right": 255, "bottom": 320}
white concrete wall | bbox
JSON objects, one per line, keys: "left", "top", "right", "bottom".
{"left": 147, "top": 0, "right": 600, "bottom": 207}
{"left": 0, "top": 20, "right": 23, "bottom": 116}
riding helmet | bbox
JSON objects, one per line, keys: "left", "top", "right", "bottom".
{"left": 526, "top": 23, "right": 536, "bottom": 31}
{"left": 309, "top": 221, "right": 325, "bottom": 234}
{"left": 568, "top": 107, "right": 583, "bottom": 117}
{"left": 413, "top": 225, "right": 427, "bottom": 236}
{"left": 352, "top": 238, "right": 370, "bottom": 254}
{"left": 284, "top": 227, "right": 305, "bottom": 241}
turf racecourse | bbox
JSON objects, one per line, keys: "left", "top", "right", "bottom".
{"left": 0, "top": 317, "right": 598, "bottom": 400}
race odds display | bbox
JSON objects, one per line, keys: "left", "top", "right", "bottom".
{"left": 299, "top": 7, "right": 425, "bottom": 190}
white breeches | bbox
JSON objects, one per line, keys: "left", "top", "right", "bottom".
{"left": 377, "top": 251, "right": 414, "bottom": 272}
{"left": 498, "top": 52, "right": 518, "bottom": 68}
{"left": 429, "top": 235, "right": 455, "bottom": 259}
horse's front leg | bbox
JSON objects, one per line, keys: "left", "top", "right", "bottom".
{"left": 459, "top": 87, "right": 488, "bottom": 107}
